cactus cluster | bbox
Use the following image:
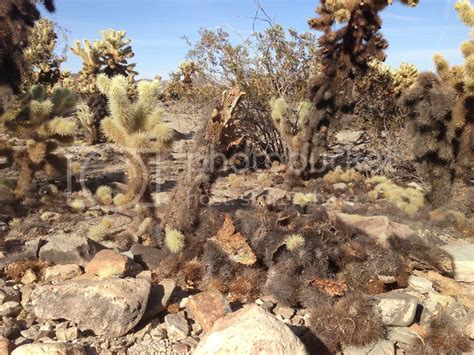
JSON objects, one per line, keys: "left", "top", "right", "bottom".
{"left": 96, "top": 74, "right": 174, "bottom": 207}
{"left": 163, "top": 61, "right": 199, "bottom": 100}
{"left": 2, "top": 84, "right": 78, "bottom": 198}
{"left": 368, "top": 60, "right": 419, "bottom": 96}
{"left": 71, "top": 29, "right": 137, "bottom": 95}
{"left": 401, "top": 0, "right": 473, "bottom": 211}
{"left": 71, "top": 29, "right": 138, "bottom": 144}
{"left": 0, "top": 0, "right": 55, "bottom": 110}
{"left": 23, "top": 18, "right": 65, "bottom": 88}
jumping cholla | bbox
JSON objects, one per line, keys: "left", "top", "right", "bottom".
{"left": 71, "top": 29, "right": 138, "bottom": 144}
{"left": 72, "top": 29, "right": 137, "bottom": 94}
{"left": 2, "top": 85, "right": 78, "bottom": 198}
{"left": 96, "top": 74, "right": 174, "bottom": 206}
{"left": 401, "top": 0, "right": 473, "bottom": 212}
{"left": 23, "top": 18, "right": 65, "bottom": 89}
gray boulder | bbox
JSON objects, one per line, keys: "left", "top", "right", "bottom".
{"left": 32, "top": 278, "right": 150, "bottom": 337}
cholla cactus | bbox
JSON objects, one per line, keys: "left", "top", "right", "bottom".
{"left": 97, "top": 74, "right": 174, "bottom": 206}
{"left": 294, "top": 0, "right": 420, "bottom": 176}
{"left": 402, "top": 0, "right": 472, "bottom": 212}
{"left": 270, "top": 96, "right": 311, "bottom": 155}
{"left": 2, "top": 84, "right": 78, "bottom": 198}
{"left": 71, "top": 29, "right": 138, "bottom": 144}
{"left": 179, "top": 61, "right": 199, "bottom": 85}
{"left": 71, "top": 29, "right": 137, "bottom": 95}
{"left": 23, "top": 18, "right": 65, "bottom": 88}
{"left": 163, "top": 61, "right": 199, "bottom": 100}
{"left": 392, "top": 63, "right": 419, "bottom": 95}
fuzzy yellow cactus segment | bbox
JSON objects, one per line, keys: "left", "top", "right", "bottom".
{"left": 285, "top": 233, "right": 305, "bottom": 251}
{"left": 324, "top": 166, "right": 364, "bottom": 184}
{"left": 270, "top": 97, "right": 311, "bottom": 148}
{"left": 293, "top": 192, "right": 317, "bottom": 206}
{"left": 95, "top": 185, "right": 113, "bottom": 205}
{"left": 455, "top": 0, "right": 474, "bottom": 26}
{"left": 76, "top": 103, "right": 95, "bottom": 136}
{"left": 42, "top": 117, "right": 77, "bottom": 137}
{"left": 113, "top": 193, "right": 129, "bottom": 207}
{"left": 368, "top": 176, "right": 425, "bottom": 217}
{"left": 9, "top": 218, "right": 21, "bottom": 230}
{"left": 88, "top": 218, "right": 113, "bottom": 242}
{"left": 392, "top": 63, "right": 419, "bottom": 94}
{"left": 70, "top": 198, "right": 87, "bottom": 211}
{"left": 165, "top": 229, "right": 186, "bottom": 254}
{"left": 27, "top": 141, "right": 47, "bottom": 164}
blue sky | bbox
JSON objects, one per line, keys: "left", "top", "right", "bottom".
{"left": 44, "top": 0, "right": 469, "bottom": 79}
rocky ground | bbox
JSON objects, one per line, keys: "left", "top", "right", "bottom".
{"left": 0, "top": 102, "right": 473, "bottom": 354}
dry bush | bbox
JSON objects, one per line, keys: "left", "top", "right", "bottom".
{"left": 185, "top": 23, "right": 319, "bottom": 162}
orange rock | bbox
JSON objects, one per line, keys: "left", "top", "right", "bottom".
{"left": 187, "top": 290, "right": 231, "bottom": 332}
{"left": 213, "top": 214, "right": 256, "bottom": 265}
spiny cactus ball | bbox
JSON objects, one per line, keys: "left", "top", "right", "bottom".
{"left": 165, "top": 229, "right": 185, "bottom": 254}
{"left": 285, "top": 234, "right": 305, "bottom": 251}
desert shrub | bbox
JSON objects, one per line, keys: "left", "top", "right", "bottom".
{"left": 355, "top": 60, "right": 419, "bottom": 127}
{"left": 1, "top": 84, "right": 78, "bottom": 198}
{"left": 162, "top": 61, "right": 199, "bottom": 100}
{"left": 186, "top": 24, "right": 319, "bottom": 162}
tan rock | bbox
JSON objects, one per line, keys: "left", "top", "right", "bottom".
{"left": 187, "top": 290, "right": 231, "bottom": 332}
{"left": 32, "top": 278, "right": 150, "bottom": 337}
{"left": 40, "top": 212, "right": 61, "bottom": 222}
{"left": 441, "top": 243, "right": 474, "bottom": 283}
{"left": 335, "top": 213, "right": 414, "bottom": 248}
{"left": 11, "top": 343, "right": 85, "bottom": 355}
{"left": 20, "top": 270, "right": 36, "bottom": 285}
{"left": 84, "top": 250, "right": 141, "bottom": 279}
{"left": 194, "top": 304, "right": 308, "bottom": 355}
{"left": 416, "top": 271, "right": 474, "bottom": 309}
{"left": 0, "top": 336, "right": 12, "bottom": 355}
{"left": 45, "top": 264, "right": 82, "bottom": 281}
